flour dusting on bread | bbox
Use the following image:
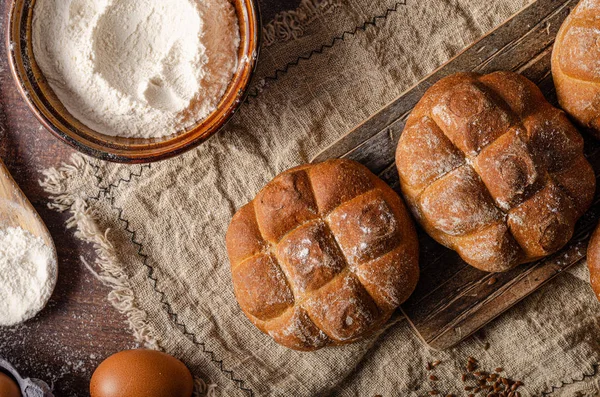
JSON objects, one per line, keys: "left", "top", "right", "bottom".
{"left": 553, "top": 0, "right": 600, "bottom": 136}
{"left": 397, "top": 71, "right": 595, "bottom": 272}
{"left": 226, "top": 159, "right": 419, "bottom": 350}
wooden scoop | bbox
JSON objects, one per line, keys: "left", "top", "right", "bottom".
{"left": 0, "top": 159, "right": 55, "bottom": 248}
{"left": 0, "top": 158, "right": 58, "bottom": 301}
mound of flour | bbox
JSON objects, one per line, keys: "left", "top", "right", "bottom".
{"left": 32, "top": 0, "right": 240, "bottom": 138}
{"left": 0, "top": 227, "right": 57, "bottom": 327}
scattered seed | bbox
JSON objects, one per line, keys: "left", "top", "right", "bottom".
{"left": 468, "top": 356, "right": 478, "bottom": 363}
{"left": 469, "top": 394, "right": 475, "bottom": 397}
{"left": 495, "top": 367, "right": 504, "bottom": 373}
{"left": 465, "top": 386, "right": 473, "bottom": 391}
{"left": 511, "top": 381, "right": 523, "bottom": 391}
{"left": 428, "top": 391, "right": 439, "bottom": 396}
{"left": 446, "top": 395, "right": 455, "bottom": 397}
{"left": 501, "top": 378, "right": 509, "bottom": 385}
{"left": 427, "top": 362, "right": 433, "bottom": 371}
{"left": 432, "top": 360, "right": 441, "bottom": 367}
{"left": 510, "top": 381, "right": 523, "bottom": 391}
{"left": 488, "top": 277, "right": 498, "bottom": 285}
{"left": 462, "top": 374, "right": 468, "bottom": 382}
{"left": 429, "top": 375, "right": 438, "bottom": 381}
{"left": 484, "top": 342, "right": 491, "bottom": 350}
{"left": 474, "top": 387, "right": 481, "bottom": 393}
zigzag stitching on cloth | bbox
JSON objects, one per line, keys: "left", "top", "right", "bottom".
{"left": 101, "top": 165, "right": 151, "bottom": 198}
{"left": 541, "top": 363, "right": 599, "bottom": 396}
{"left": 247, "top": 0, "right": 407, "bottom": 99}
{"left": 85, "top": 161, "right": 105, "bottom": 203}
{"left": 91, "top": 164, "right": 255, "bottom": 397}
{"left": 87, "top": 162, "right": 151, "bottom": 203}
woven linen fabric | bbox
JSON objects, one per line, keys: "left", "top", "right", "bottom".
{"left": 40, "top": 0, "right": 600, "bottom": 395}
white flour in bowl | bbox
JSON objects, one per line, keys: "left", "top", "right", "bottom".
{"left": 0, "top": 227, "right": 57, "bottom": 327}
{"left": 32, "top": 0, "right": 240, "bottom": 138}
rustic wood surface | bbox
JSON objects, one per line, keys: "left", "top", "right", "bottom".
{"left": 313, "top": 0, "right": 600, "bottom": 350}
{"left": 0, "top": 0, "right": 299, "bottom": 396}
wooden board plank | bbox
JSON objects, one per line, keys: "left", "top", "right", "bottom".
{"left": 313, "top": 0, "right": 573, "bottom": 165}
{"left": 311, "top": 0, "right": 596, "bottom": 350}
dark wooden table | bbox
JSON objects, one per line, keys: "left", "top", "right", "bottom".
{"left": 0, "top": 1, "right": 299, "bottom": 395}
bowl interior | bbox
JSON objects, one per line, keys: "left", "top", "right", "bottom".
{"left": 7, "top": 0, "right": 260, "bottom": 163}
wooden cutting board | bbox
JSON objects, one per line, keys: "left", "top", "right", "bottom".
{"left": 312, "top": 0, "right": 600, "bottom": 350}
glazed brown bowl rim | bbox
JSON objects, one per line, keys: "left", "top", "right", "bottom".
{"left": 6, "top": 0, "right": 261, "bottom": 164}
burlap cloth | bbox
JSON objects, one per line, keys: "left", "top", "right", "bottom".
{"left": 39, "top": 0, "right": 600, "bottom": 395}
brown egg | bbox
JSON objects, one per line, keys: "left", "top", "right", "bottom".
{"left": 0, "top": 372, "right": 20, "bottom": 397}
{"left": 90, "top": 349, "right": 194, "bottom": 397}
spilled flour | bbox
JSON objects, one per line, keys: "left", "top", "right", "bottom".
{"left": 32, "top": 0, "right": 240, "bottom": 138}
{"left": 0, "top": 227, "right": 57, "bottom": 327}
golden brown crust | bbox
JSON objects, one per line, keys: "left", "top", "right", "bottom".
{"left": 552, "top": 0, "right": 600, "bottom": 138}
{"left": 396, "top": 71, "right": 595, "bottom": 272}
{"left": 587, "top": 223, "right": 600, "bottom": 301}
{"left": 225, "top": 159, "right": 419, "bottom": 351}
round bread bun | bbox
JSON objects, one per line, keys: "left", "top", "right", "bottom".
{"left": 396, "top": 71, "right": 595, "bottom": 273}
{"left": 587, "top": 224, "right": 600, "bottom": 301}
{"left": 225, "top": 159, "right": 419, "bottom": 351}
{"left": 552, "top": 0, "right": 600, "bottom": 138}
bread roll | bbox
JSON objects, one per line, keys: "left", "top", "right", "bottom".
{"left": 587, "top": 224, "right": 600, "bottom": 301}
{"left": 552, "top": 0, "right": 600, "bottom": 138}
{"left": 396, "top": 71, "right": 595, "bottom": 272}
{"left": 226, "top": 159, "right": 419, "bottom": 351}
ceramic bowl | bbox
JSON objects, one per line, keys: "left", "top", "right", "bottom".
{"left": 6, "top": 0, "right": 261, "bottom": 163}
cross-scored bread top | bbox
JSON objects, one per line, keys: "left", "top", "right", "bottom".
{"left": 396, "top": 71, "right": 595, "bottom": 272}
{"left": 552, "top": 0, "right": 600, "bottom": 137}
{"left": 226, "top": 159, "right": 419, "bottom": 351}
